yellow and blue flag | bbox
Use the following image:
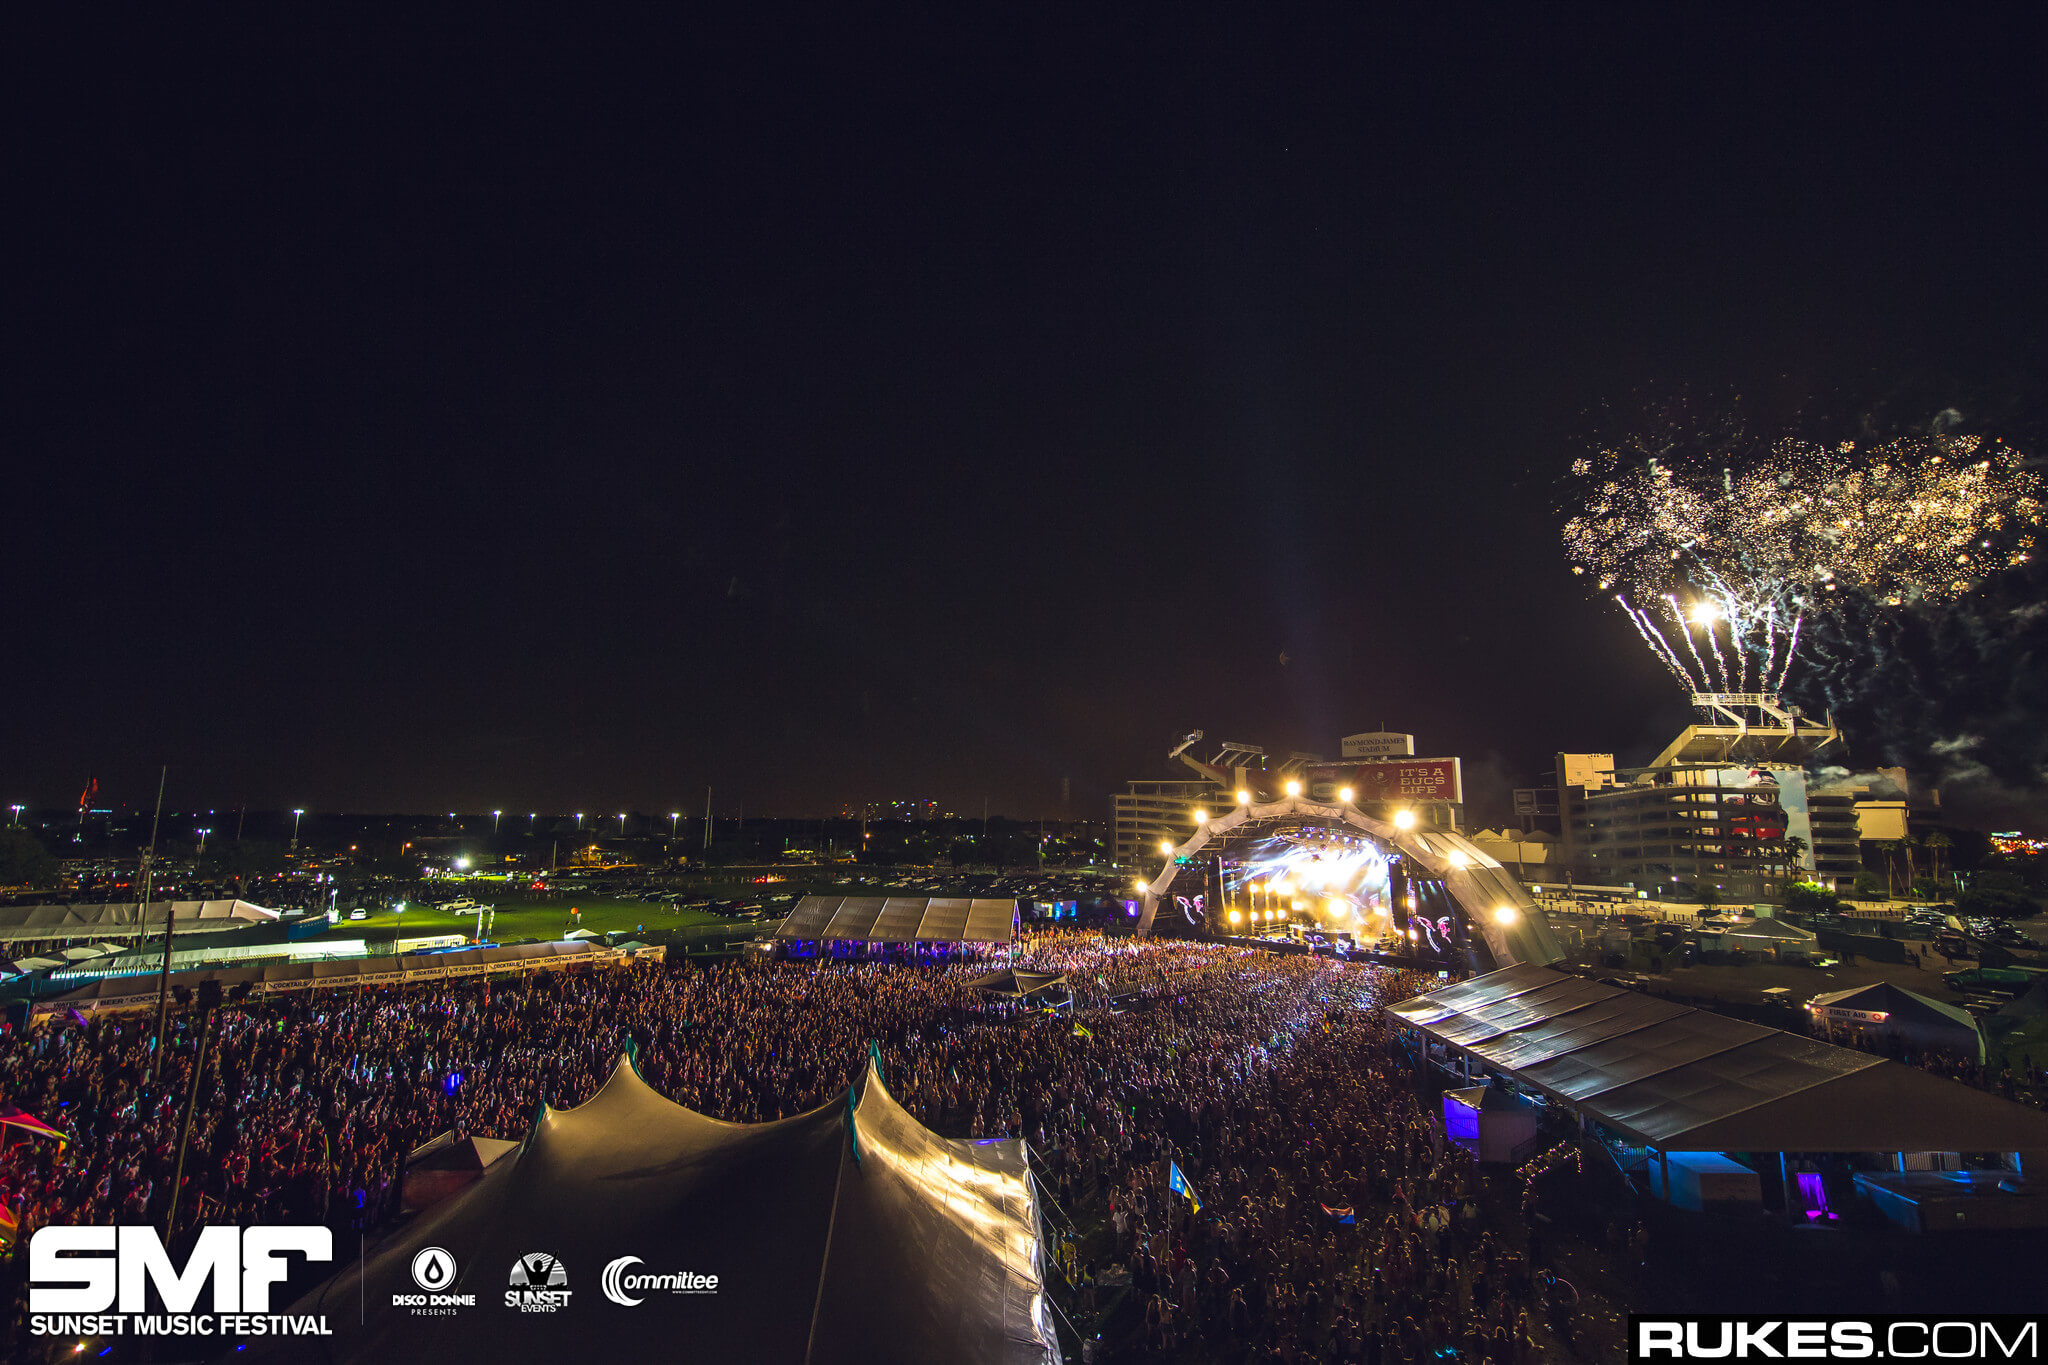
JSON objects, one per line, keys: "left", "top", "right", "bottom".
{"left": 1168, "top": 1160, "right": 1201, "bottom": 1214}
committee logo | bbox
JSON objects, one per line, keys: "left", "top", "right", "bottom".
{"left": 392, "top": 1246, "right": 475, "bottom": 1316}
{"left": 602, "top": 1256, "right": 720, "bottom": 1306}
{"left": 505, "top": 1253, "right": 572, "bottom": 1313}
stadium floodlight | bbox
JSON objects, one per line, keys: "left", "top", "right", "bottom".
{"left": 1393, "top": 809, "right": 1416, "bottom": 830}
{"left": 1284, "top": 779, "right": 1301, "bottom": 797}
{"left": 455, "top": 856, "right": 471, "bottom": 871}
{"left": 1494, "top": 906, "right": 1519, "bottom": 925}
{"left": 1338, "top": 787, "right": 1354, "bottom": 803}
{"left": 1236, "top": 790, "right": 1251, "bottom": 805}
{"left": 670, "top": 812, "right": 680, "bottom": 835}
{"left": 1193, "top": 809, "right": 1207, "bottom": 823}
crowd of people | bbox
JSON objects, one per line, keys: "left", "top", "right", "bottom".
{"left": 0, "top": 930, "right": 1607, "bottom": 1360}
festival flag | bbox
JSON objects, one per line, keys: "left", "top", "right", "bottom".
{"left": 1321, "top": 1203, "right": 1357, "bottom": 1224}
{"left": 1167, "top": 1160, "right": 1201, "bottom": 1214}
{"left": 1072, "top": 1023, "right": 1093, "bottom": 1039}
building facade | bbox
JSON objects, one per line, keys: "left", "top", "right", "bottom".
{"left": 1111, "top": 780, "right": 1218, "bottom": 866}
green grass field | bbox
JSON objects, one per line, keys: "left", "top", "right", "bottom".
{"left": 351, "top": 897, "right": 742, "bottom": 942}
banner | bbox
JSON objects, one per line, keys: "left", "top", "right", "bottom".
{"left": 1306, "top": 758, "right": 1463, "bottom": 806}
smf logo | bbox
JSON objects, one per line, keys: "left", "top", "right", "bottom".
{"left": 391, "top": 1246, "right": 476, "bottom": 1316}
{"left": 601, "top": 1255, "right": 720, "bottom": 1306}
{"left": 505, "top": 1252, "right": 572, "bottom": 1313}
{"left": 31, "top": 1225, "right": 330, "bottom": 1315}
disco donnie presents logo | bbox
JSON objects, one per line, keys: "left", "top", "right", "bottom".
{"left": 601, "top": 1255, "right": 720, "bottom": 1306}
{"left": 506, "top": 1252, "right": 572, "bottom": 1312}
{"left": 390, "top": 1246, "right": 475, "bottom": 1316}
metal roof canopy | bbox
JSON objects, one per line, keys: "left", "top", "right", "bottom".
{"left": 773, "top": 895, "right": 1017, "bottom": 945}
{"left": 1390, "top": 966, "right": 2048, "bottom": 1154}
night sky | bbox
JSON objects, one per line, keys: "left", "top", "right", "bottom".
{"left": 9, "top": 12, "right": 2044, "bottom": 825}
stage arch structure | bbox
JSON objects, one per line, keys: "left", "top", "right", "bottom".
{"left": 1133, "top": 794, "right": 1565, "bottom": 971}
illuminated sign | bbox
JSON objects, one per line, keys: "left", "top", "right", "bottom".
{"left": 1341, "top": 731, "right": 1415, "bottom": 758}
{"left": 1307, "top": 759, "right": 1463, "bottom": 805}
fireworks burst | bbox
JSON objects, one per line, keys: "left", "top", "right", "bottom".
{"left": 1563, "top": 432, "right": 2041, "bottom": 694}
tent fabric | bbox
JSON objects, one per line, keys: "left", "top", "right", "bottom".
{"left": 30, "top": 941, "right": 620, "bottom": 1017}
{"left": 0, "top": 899, "right": 277, "bottom": 943}
{"left": 1384, "top": 962, "right": 1558, "bottom": 1027}
{"left": 1809, "top": 981, "right": 1979, "bottom": 1032}
{"left": 264, "top": 1055, "right": 1057, "bottom": 1365}
{"left": 1998, "top": 981, "right": 2048, "bottom": 1020}
{"left": 773, "top": 895, "right": 1019, "bottom": 944}
{"left": 1396, "top": 966, "right": 2048, "bottom": 1153}
{"left": 1719, "top": 918, "right": 1818, "bottom": 942}
{"left": 969, "top": 970, "right": 1069, "bottom": 999}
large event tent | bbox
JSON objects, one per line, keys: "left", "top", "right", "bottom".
{"left": 0, "top": 898, "right": 277, "bottom": 944}
{"left": 773, "top": 895, "right": 1018, "bottom": 945}
{"left": 260, "top": 1053, "right": 1058, "bottom": 1365}
{"left": 1389, "top": 965, "right": 2048, "bottom": 1155}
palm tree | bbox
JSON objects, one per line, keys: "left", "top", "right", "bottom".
{"left": 1924, "top": 830, "right": 1952, "bottom": 889}
{"left": 1783, "top": 835, "right": 1809, "bottom": 876}
{"left": 1902, "top": 833, "right": 1920, "bottom": 888}
{"left": 1879, "top": 839, "right": 1907, "bottom": 898}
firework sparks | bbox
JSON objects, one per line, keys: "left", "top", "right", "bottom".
{"left": 1563, "top": 433, "right": 2041, "bottom": 694}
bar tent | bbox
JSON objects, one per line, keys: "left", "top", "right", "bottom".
{"left": 773, "top": 895, "right": 1019, "bottom": 945}
{"left": 1389, "top": 967, "right": 2048, "bottom": 1155}
{"left": 259, "top": 1053, "right": 1058, "bottom": 1365}
{"left": 969, "top": 969, "right": 1070, "bottom": 1000}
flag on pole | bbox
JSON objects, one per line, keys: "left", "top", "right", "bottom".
{"left": 1167, "top": 1160, "right": 1201, "bottom": 1214}
{"left": 1072, "top": 1023, "right": 1093, "bottom": 1039}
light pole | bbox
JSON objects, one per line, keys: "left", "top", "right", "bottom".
{"left": 670, "top": 812, "right": 680, "bottom": 837}
{"left": 493, "top": 809, "right": 503, "bottom": 833}
{"left": 529, "top": 812, "right": 537, "bottom": 831}
{"left": 576, "top": 813, "right": 583, "bottom": 830}
{"left": 619, "top": 813, "right": 628, "bottom": 836}
{"left": 291, "top": 808, "right": 305, "bottom": 851}
{"left": 8, "top": 805, "right": 21, "bottom": 825}
{"left": 196, "top": 827, "right": 211, "bottom": 863}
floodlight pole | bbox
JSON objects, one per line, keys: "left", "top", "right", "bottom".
{"left": 140, "top": 766, "right": 172, "bottom": 1083}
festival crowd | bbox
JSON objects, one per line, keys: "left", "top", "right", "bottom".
{"left": 0, "top": 931, "right": 1592, "bottom": 1361}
